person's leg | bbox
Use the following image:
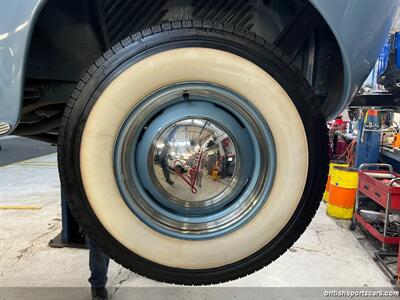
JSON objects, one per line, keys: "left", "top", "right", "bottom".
{"left": 87, "top": 237, "right": 110, "bottom": 300}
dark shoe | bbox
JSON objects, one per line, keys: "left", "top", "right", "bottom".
{"left": 167, "top": 179, "right": 174, "bottom": 185}
{"left": 91, "top": 287, "right": 108, "bottom": 300}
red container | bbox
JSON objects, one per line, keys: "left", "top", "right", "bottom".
{"left": 358, "top": 170, "right": 400, "bottom": 211}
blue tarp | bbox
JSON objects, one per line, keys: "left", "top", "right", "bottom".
{"left": 378, "top": 32, "right": 400, "bottom": 76}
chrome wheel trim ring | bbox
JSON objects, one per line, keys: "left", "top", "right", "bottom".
{"left": 114, "top": 82, "right": 276, "bottom": 240}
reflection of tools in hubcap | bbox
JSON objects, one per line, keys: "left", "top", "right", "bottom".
{"left": 152, "top": 118, "right": 237, "bottom": 200}
{"left": 174, "top": 149, "right": 205, "bottom": 194}
{"left": 174, "top": 160, "right": 199, "bottom": 194}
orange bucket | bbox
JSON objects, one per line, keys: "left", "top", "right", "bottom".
{"left": 329, "top": 185, "right": 356, "bottom": 208}
{"left": 327, "top": 166, "right": 358, "bottom": 219}
{"left": 323, "top": 161, "right": 348, "bottom": 202}
{"left": 393, "top": 133, "right": 400, "bottom": 148}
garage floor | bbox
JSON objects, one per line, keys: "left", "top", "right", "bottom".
{"left": 0, "top": 148, "right": 393, "bottom": 299}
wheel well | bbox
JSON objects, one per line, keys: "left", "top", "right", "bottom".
{"left": 18, "top": 0, "right": 343, "bottom": 142}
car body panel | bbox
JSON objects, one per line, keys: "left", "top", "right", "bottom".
{"left": 310, "top": 0, "right": 399, "bottom": 119}
{"left": 0, "top": 0, "right": 45, "bottom": 132}
{"left": 0, "top": 0, "right": 398, "bottom": 133}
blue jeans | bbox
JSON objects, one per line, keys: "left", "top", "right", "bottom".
{"left": 87, "top": 237, "right": 110, "bottom": 288}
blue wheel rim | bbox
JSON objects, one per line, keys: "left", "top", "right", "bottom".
{"left": 114, "top": 82, "right": 276, "bottom": 240}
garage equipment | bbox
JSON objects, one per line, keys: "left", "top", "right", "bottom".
{"left": 355, "top": 110, "right": 381, "bottom": 168}
{"left": 350, "top": 163, "right": 400, "bottom": 282}
{"left": 326, "top": 166, "right": 358, "bottom": 219}
{"left": 381, "top": 144, "right": 400, "bottom": 174}
{"left": 351, "top": 163, "right": 400, "bottom": 248}
{"left": 323, "top": 160, "right": 348, "bottom": 202}
{"left": 49, "top": 187, "right": 85, "bottom": 249}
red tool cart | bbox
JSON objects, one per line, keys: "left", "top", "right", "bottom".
{"left": 350, "top": 163, "right": 400, "bottom": 283}
{"left": 398, "top": 244, "right": 400, "bottom": 286}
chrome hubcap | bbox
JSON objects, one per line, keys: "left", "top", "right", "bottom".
{"left": 114, "top": 82, "right": 276, "bottom": 239}
{"left": 150, "top": 118, "right": 241, "bottom": 207}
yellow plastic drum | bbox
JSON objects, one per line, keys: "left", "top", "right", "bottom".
{"left": 211, "top": 169, "right": 219, "bottom": 181}
{"left": 323, "top": 161, "right": 349, "bottom": 202}
{"left": 327, "top": 166, "right": 358, "bottom": 219}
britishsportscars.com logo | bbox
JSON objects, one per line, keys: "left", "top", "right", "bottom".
{"left": 324, "top": 289, "right": 399, "bottom": 298}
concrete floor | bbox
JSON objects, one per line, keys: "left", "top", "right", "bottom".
{"left": 0, "top": 153, "right": 393, "bottom": 298}
{"left": 0, "top": 136, "right": 56, "bottom": 167}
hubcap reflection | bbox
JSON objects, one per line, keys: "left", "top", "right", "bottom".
{"left": 151, "top": 119, "right": 239, "bottom": 205}
{"left": 114, "top": 83, "right": 276, "bottom": 239}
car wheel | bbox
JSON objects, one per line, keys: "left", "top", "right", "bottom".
{"left": 58, "top": 20, "right": 328, "bottom": 285}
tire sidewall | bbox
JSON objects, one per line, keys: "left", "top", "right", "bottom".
{"left": 59, "top": 25, "right": 328, "bottom": 284}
